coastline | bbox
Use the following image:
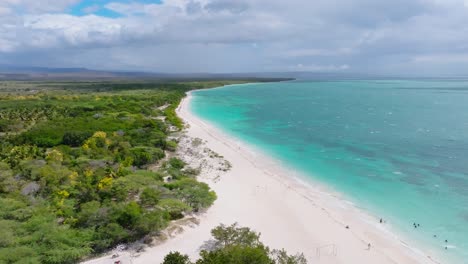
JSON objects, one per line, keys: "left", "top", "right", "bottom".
{"left": 84, "top": 88, "right": 439, "bottom": 264}
{"left": 170, "top": 91, "right": 436, "bottom": 263}
{"left": 185, "top": 86, "right": 448, "bottom": 264}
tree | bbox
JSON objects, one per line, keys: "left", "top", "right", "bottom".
{"left": 158, "top": 199, "right": 191, "bottom": 220}
{"left": 76, "top": 201, "right": 103, "bottom": 227}
{"left": 114, "top": 202, "right": 142, "bottom": 228}
{"left": 165, "top": 140, "right": 178, "bottom": 151}
{"left": 134, "top": 210, "right": 168, "bottom": 235}
{"left": 169, "top": 157, "right": 185, "bottom": 170}
{"left": 62, "top": 131, "right": 92, "bottom": 147}
{"left": 139, "top": 187, "right": 160, "bottom": 207}
{"left": 0, "top": 163, "right": 17, "bottom": 193}
{"left": 211, "top": 223, "right": 261, "bottom": 249}
{"left": 93, "top": 223, "right": 129, "bottom": 251}
{"left": 130, "top": 147, "right": 165, "bottom": 167}
{"left": 271, "top": 249, "right": 307, "bottom": 264}
{"left": 197, "top": 245, "right": 272, "bottom": 264}
{"left": 162, "top": 251, "right": 191, "bottom": 264}
{"left": 166, "top": 224, "right": 310, "bottom": 264}
{"left": 165, "top": 178, "right": 216, "bottom": 211}
{"left": 46, "top": 149, "right": 63, "bottom": 164}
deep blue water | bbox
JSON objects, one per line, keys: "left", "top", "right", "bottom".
{"left": 191, "top": 80, "right": 468, "bottom": 263}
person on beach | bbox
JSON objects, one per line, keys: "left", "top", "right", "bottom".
{"left": 367, "top": 243, "right": 371, "bottom": 250}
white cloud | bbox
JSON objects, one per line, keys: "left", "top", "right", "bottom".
{"left": 0, "top": 6, "right": 12, "bottom": 15}
{"left": 1, "top": 0, "right": 468, "bottom": 74}
{"left": 0, "top": 0, "right": 80, "bottom": 13}
{"left": 0, "top": 39, "right": 16, "bottom": 53}
{"left": 23, "top": 14, "right": 122, "bottom": 46}
{"left": 282, "top": 48, "right": 355, "bottom": 58}
{"left": 294, "top": 63, "right": 350, "bottom": 71}
{"left": 412, "top": 54, "right": 468, "bottom": 63}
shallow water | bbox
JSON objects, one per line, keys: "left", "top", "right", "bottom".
{"left": 191, "top": 80, "right": 468, "bottom": 263}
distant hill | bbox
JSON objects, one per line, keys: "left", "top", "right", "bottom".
{"left": 0, "top": 65, "right": 163, "bottom": 80}
{"left": 0, "top": 65, "right": 297, "bottom": 81}
{"left": 0, "top": 65, "right": 383, "bottom": 81}
{"left": 2, "top": 65, "right": 445, "bottom": 81}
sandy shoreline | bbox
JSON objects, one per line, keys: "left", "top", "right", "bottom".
{"left": 85, "top": 91, "right": 438, "bottom": 264}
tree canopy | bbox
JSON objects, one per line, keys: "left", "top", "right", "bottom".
{"left": 162, "top": 223, "right": 307, "bottom": 264}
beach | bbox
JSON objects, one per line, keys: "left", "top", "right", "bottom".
{"left": 85, "top": 91, "right": 438, "bottom": 264}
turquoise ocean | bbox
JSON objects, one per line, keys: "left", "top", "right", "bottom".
{"left": 190, "top": 80, "right": 468, "bottom": 263}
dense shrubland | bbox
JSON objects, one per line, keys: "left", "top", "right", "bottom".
{"left": 0, "top": 81, "right": 242, "bottom": 263}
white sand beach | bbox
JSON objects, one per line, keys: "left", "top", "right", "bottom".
{"left": 85, "top": 91, "right": 438, "bottom": 264}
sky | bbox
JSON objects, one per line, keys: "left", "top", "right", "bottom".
{"left": 1, "top": 0, "right": 468, "bottom": 75}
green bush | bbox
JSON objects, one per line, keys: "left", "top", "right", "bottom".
{"left": 158, "top": 199, "right": 191, "bottom": 220}
{"left": 62, "top": 131, "right": 92, "bottom": 147}
{"left": 139, "top": 187, "right": 160, "bottom": 207}
{"left": 130, "top": 147, "right": 165, "bottom": 167}
{"left": 169, "top": 157, "right": 185, "bottom": 170}
{"left": 165, "top": 140, "right": 178, "bottom": 151}
{"left": 0, "top": 120, "right": 12, "bottom": 132}
{"left": 163, "top": 251, "right": 192, "bottom": 264}
{"left": 165, "top": 178, "right": 217, "bottom": 211}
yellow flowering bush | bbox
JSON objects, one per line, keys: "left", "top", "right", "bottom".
{"left": 84, "top": 169, "right": 93, "bottom": 177}
{"left": 98, "top": 176, "right": 113, "bottom": 190}
{"left": 46, "top": 149, "right": 63, "bottom": 163}
{"left": 92, "top": 131, "right": 107, "bottom": 138}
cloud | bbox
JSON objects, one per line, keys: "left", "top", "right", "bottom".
{"left": 412, "top": 54, "right": 468, "bottom": 63}
{"left": 293, "top": 63, "right": 350, "bottom": 71}
{"left": 1, "top": 0, "right": 468, "bottom": 74}
{"left": 204, "top": 0, "right": 249, "bottom": 14}
{"left": 281, "top": 48, "right": 355, "bottom": 58}
{"left": 0, "top": 6, "right": 12, "bottom": 15}
{"left": 0, "top": 0, "right": 80, "bottom": 13}
{"left": 82, "top": 4, "right": 101, "bottom": 14}
{"left": 23, "top": 14, "right": 122, "bottom": 47}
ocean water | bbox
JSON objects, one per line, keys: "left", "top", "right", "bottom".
{"left": 190, "top": 80, "right": 468, "bottom": 263}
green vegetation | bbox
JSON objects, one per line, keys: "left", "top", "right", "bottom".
{"left": 162, "top": 223, "right": 307, "bottom": 264}
{"left": 0, "top": 80, "right": 244, "bottom": 264}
